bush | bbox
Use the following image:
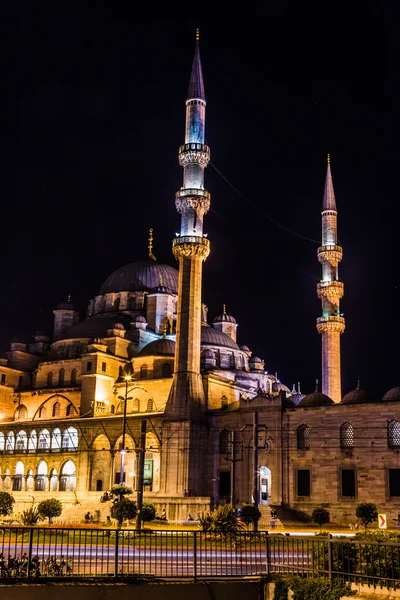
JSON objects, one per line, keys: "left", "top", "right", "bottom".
{"left": 199, "top": 504, "right": 243, "bottom": 535}
{"left": 290, "top": 576, "right": 354, "bottom": 600}
{"left": 311, "top": 507, "right": 330, "bottom": 530}
{"left": 19, "top": 506, "right": 41, "bottom": 526}
{"left": 110, "top": 498, "right": 137, "bottom": 528}
{"left": 356, "top": 502, "right": 378, "bottom": 531}
{"left": 0, "top": 492, "right": 15, "bottom": 517}
{"left": 37, "top": 498, "right": 62, "bottom": 524}
{"left": 140, "top": 501, "right": 156, "bottom": 523}
{"left": 240, "top": 505, "right": 262, "bottom": 529}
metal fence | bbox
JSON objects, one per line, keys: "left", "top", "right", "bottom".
{"left": 0, "top": 527, "right": 399, "bottom": 586}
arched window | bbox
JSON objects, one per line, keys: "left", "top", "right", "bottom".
{"left": 221, "top": 395, "right": 228, "bottom": 409}
{"left": 146, "top": 399, "right": 154, "bottom": 412}
{"left": 340, "top": 422, "right": 354, "bottom": 448}
{"left": 133, "top": 398, "right": 140, "bottom": 412}
{"left": 38, "top": 429, "right": 50, "bottom": 450}
{"left": 62, "top": 427, "right": 78, "bottom": 451}
{"left": 49, "top": 468, "right": 58, "bottom": 491}
{"left": 58, "top": 369, "right": 65, "bottom": 386}
{"left": 0, "top": 432, "right": 4, "bottom": 451}
{"left": 47, "top": 372, "right": 53, "bottom": 387}
{"left": 113, "top": 297, "right": 120, "bottom": 311}
{"left": 28, "top": 431, "right": 37, "bottom": 452}
{"left": 15, "top": 430, "right": 27, "bottom": 451}
{"left": 16, "top": 405, "right": 28, "bottom": 420}
{"left": 71, "top": 369, "right": 77, "bottom": 385}
{"left": 35, "top": 460, "right": 48, "bottom": 491}
{"left": 52, "top": 402, "right": 61, "bottom": 417}
{"left": 59, "top": 459, "right": 76, "bottom": 491}
{"left": 128, "top": 296, "right": 135, "bottom": 310}
{"left": 161, "top": 363, "right": 172, "bottom": 377}
{"left": 219, "top": 429, "right": 231, "bottom": 454}
{"left": 140, "top": 365, "right": 148, "bottom": 379}
{"left": 39, "top": 405, "right": 47, "bottom": 418}
{"left": 388, "top": 420, "right": 400, "bottom": 449}
{"left": 6, "top": 432, "right": 15, "bottom": 452}
{"left": 296, "top": 425, "right": 310, "bottom": 450}
{"left": 51, "top": 428, "right": 62, "bottom": 451}
{"left": 66, "top": 404, "right": 76, "bottom": 416}
{"left": 13, "top": 461, "right": 24, "bottom": 491}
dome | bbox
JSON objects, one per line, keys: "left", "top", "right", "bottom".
{"left": 213, "top": 313, "right": 236, "bottom": 324}
{"left": 250, "top": 356, "right": 263, "bottom": 364}
{"left": 201, "top": 325, "right": 239, "bottom": 350}
{"left": 240, "top": 345, "right": 250, "bottom": 352}
{"left": 150, "top": 284, "right": 174, "bottom": 295}
{"left": 290, "top": 393, "right": 305, "bottom": 406}
{"left": 59, "top": 315, "right": 131, "bottom": 340}
{"left": 132, "top": 315, "right": 147, "bottom": 323}
{"left": 341, "top": 387, "right": 372, "bottom": 405}
{"left": 382, "top": 386, "right": 400, "bottom": 401}
{"left": 297, "top": 392, "right": 334, "bottom": 407}
{"left": 139, "top": 338, "right": 176, "bottom": 357}
{"left": 112, "top": 322, "right": 125, "bottom": 330}
{"left": 100, "top": 260, "right": 178, "bottom": 295}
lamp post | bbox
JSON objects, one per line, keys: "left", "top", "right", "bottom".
{"left": 117, "top": 363, "right": 134, "bottom": 493}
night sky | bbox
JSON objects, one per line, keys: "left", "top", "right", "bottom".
{"left": 2, "top": 11, "right": 398, "bottom": 398}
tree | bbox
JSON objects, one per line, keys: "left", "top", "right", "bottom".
{"left": 140, "top": 501, "right": 156, "bottom": 523}
{"left": 37, "top": 498, "right": 62, "bottom": 524}
{"left": 356, "top": 502, "right": 378, "bottom": 532}
{"left": 312, "top": 507, "right": 330, "bottom": 531}
{"left": 110, "top": 498, "right": 137, "bottom": 528}
{"left": 110, "top": 484, "right": 132, "bottom": 498}
{"left": 240, "top": 505, "right": 262, "bottom": 530}
{"left": 0, "top": 492, "right": 15, "bottom": 517}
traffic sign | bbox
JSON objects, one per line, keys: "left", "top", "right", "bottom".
{"left": 378, "top": 513, "right": 387, "bottom": 529}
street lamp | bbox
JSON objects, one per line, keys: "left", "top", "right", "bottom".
{"left": 117, "top": 363, "right": 134, "bottom": 489}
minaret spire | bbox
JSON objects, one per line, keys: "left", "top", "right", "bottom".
{"left": 316, "top": 156, "right": 345, "bottom": 403}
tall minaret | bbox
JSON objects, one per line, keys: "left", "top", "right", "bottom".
{"left": 316, "top": 155, "right": 345, "bottom": 403}
{"left": 164, "top": 29, "right": 210, "bottom": 422}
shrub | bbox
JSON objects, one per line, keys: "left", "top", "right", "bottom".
{"left": 37, "top": 499, "right": 62, "bottom": 524}
{"left": 110, "top": 498, "right": 137, "bottom": 528}
{"left": 19, "top": 506, "right": 41, "bottom": 526}
{"left": 311, "top": 507, "right": 330, "bottom": 530}
{"left": 0, "top": 492, "right": 15, "bottom": 517}
{"left": 290, "top": 576, "right": 354, "bottom": 600}
{"left": 240, "top": 505, "right": 262, "bottom": 529}
{"left": 110, "top": 484, "right": 133, "bottom": 498}
{"left": 140, "top": 501, "right": 156, "bottom": 523}
{"left": 200, "top": 504, "right": 243, "bottom": 535}
{"left": 355, "top": 502, "right": 378, "bottom": 532}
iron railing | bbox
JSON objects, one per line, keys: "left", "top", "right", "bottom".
{"left": 0, "top": 528, "right": 399, "bottom": 586}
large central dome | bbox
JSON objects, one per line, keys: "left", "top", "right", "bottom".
{"left": 100, "top": 260, "right": 179, "bottom": 295}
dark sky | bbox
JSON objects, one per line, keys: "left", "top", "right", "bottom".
{"left": 2, "top": 10, "right": 399, "bottom": 398}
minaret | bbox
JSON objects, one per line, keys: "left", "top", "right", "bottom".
{"left": 316, "top": 155, "right": 345, "bottom": 403}
{"left": 165, "top": 28, "right": 210, "bottom": 421}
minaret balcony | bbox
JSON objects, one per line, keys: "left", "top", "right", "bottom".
{"left": 178, "top": 143, "right": 210, "bottom": 168}
{"left": 175, "top": 188, "right": 211, "bottom": 215}
{"left": 172, "top": 235, "right": 210, "bottom": 261}
{"left": 317, "top": 280, "right": 344, "bottom": 299}
{"left": 316, "top": 315, "right": 346, "bottom": 334}
{"left": 317, "top": 244, "right": 342, "bottom": 265}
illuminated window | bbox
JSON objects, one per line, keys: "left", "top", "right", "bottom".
{"left": 38, "top": 429, "right": 50, "bottom": 450}
{"left": 340, "top": 423, "right": 354, "bottom": 448}
{"left": 62, "top": 427, "right": 78, "bottom": 451}
{"left": 388, "top": 420, "right": 400, "bottom": 449}
{"left": 52, "top": 402, "right": 61, "bottom": 417}
{"left": 296, "top": 425, "right": 310, "bottom": 450}
{"left": 15, "top": 431, "right": 27, "bottom": 451}
{"left": 66, "top": 404, "right": 76, "bottom": 416}
{"left": 133, "top": 399, "right": 140, "bottom": 412}
{"left": 219, "top": 429, "right": 231, "bottom": 454}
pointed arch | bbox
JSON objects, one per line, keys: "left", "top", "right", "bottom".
{"left": 38, "top": 428, "right": 50, "bottom": 450}
{"left": 28, "top": 430, "right": 37, "bottom": 451}
{"left": 51, "top": 428, "right": 62, "bottom": 450}
{"left": 6, "top": 431, "right": 15, "bottom": 452}
{"left": 15, "top": 430, "right": 27, "bottom": 451}
{"left": 59, "top": 459, "right": 76, "bottom": 491}
{"left": 340, "top": 422, "right": 354, "bottom": 448}
{"left": 0, "top": 432, "right": 4, "bottom": 451}
{"left": 62, "top": 427, "right": 78, "bottom": 450}
{"left": 58, "top": 368, "right": 65, "bottom": 386}
{"left": 146, "top": 398, "right": 154, "bottom": 412}
{"left": 15, "top": 405, "right": 28, "bottom": 420}
{"left": 35, "top": 460, "right": 48, "bottom": 491}
{"left": 133, "top": 398, "right": 140, "bottom": 412}
{"left": 388, "top": 420, "right": 400, "bottom": 449}
{"left": 39, "top": 405, "right": 47, "bottom": 419}
{"left": 71, "top": 369, "right": 77, "bottom": 385}
{"left": 47, "top": 372, "right": 53, "bottom": 387}
{"left": 66, "top": 403, "right": 77, "bottom": 417}
{"left": 52, "top": 401, "right": 61, "bottom": 417}
{"left": 92, "top": 434, "right": 111, "bottom": 451}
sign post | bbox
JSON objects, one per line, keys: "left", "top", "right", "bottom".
{"left": 378, "top": 513, "right": 387, "bottom": 529}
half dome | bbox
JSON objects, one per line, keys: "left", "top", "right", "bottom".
{"left": 139, "top": 338, "right": 176, "bottom": 357}
{"left": 201, "top": 325, "right": 239, "bottom": 350}
{"left": 297, "top": 391, "right": 334, "bottom": 407}
{"left": 100, "top": 260, "right": 178, "bottom": 295}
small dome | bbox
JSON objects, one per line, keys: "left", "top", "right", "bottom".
{"left": 213, "top": 313, "right": 236, "bottom": 324}
{"left": 139, "top": 338, "right": 176, "bottom": 357}
{"left": 201, "top": 324, "right": 239, "bottom": 350}
{"left": 297, "top": 392, "right": 334, "bottom": 407}
{"left": 290, "top": 393, "right": 305, "bottom": 406}
{"left": 250, "top": 356, "right": 263, "bottom": 364}
{"left": 150, "top": 284, "right": 173, "bottom": 295}
{"left": 382, "top": 386, "right": 400, "bottom": 401}
{"left": 132, "top": 315, "right": 147, "bottom": 323}
{"left": 112, "top": 322, "right": 125, "bottom": 330}
{"left": 100, "top": 260, "right": 178, "bottom": 295}
{"left": 240, "top": 345, "right": 250, "bottom": 352}
{"left": 341, "top": 387, "right": 372, "bottom": 405}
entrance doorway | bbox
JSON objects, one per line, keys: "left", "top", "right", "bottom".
{"left": 218, "top": 471, "right": 231, "bottom": 504}
{"left": 260, "top": 466, "right": 271, "bottom": 504}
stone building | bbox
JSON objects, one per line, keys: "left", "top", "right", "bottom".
{"left": 0, "top": 31, "right": 399, "bottom": 525}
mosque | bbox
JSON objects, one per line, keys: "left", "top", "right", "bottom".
{"left": 0, "top": 31, "right": 399, "bottom": 525}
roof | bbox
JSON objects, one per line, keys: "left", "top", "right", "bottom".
{"left": 100, "top": 260, "right": 178, "bottom": 295}
{"left": 59, "top": 315, "right": 130, "bottom": 340}
{"left": 341, "top": 387, "right": 372, "bottom": 405}
{"left": 322, "top": 160, "right": 337, "bottom": 211}
{"left": 188, "top": 36, "right": 205, "bottom": 101}
{"left": 139, "top": 338, "right": 176, "bottom": 357}
{"left": 383, "top": 386, "right": 400, "bottom": 401}
{"left": 297, "top": 391, "right": 334, "bottom": 407}
{"left": 201, "top": 324, "right": 239, "bottom": 350}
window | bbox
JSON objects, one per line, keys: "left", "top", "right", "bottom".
{"left": 1, "top": 373, "right": 6, "bottom": 384}
{"left": 297, "top": 469, "right": 311, "bottom": 497}
{"left": 39, "top": 405, "right": 47, "bottom": 418}
{"left": 47, "top": 372, "right": 53, "bottom": 386}
{"left": 219, "top": 429, "right": 231, "bottom": 454}
{"left": 51, "top": 428, "right": 62, "bottom": 450}
{"left": 388, "top": 420, "right": 400, "bottom": 449}
{"left": 13, "top": 476, "right": 22, "bottom": 491}
{"left": 102, "top": 362, "right": 106, "bottom": 372}
{"left": 341, "top": 469, "right": 356, "bottom": 497}
{"left": 87, "top": 361, "right": 92, "bottom": 372}
{"left": 58, "top": 369, "right": 65, "bottom": 386}
{"left": 133, "top": 399, "right": 140, "bottom": 412}
{"left": 28, "top": 431, "right": 37, "bottom": 452}
{"left": 62, "top": 427, "right": 78, "bottom": 450}
{"left": 389, "top": 469, "right": 400, "bottom": 497}
{"left": 52, "top": 402, "right": 61, "bottom": 417}
{"left": 16, "top": 405, "right": 28, "bottom": 420}
{"left": 71, "top": 369, "right": 77, "bottom": 385}
{"left": 66, "top": 404, "right": 76, "bottom": 416}
{"left": 6, "top": 432, "right": 15, "bottom": 452}
{"left": 146, "top": 399, "right": 154, "bottom": 412}
{"left": 0, "top": 432, "right": 5, "bottom": 451}
{"left": 296, "top": 425, "right": 310, "bottom": 450}
{"left": 221, "top": 395, "right": 228, "bottom": 409}
{"left": 15, "top": 431, "right": 27, "bottom": 451}
{"left": 340, "top": 423, "right": 354, "bottom": 449}
{"left": 161, "top": 363, "right": 172, "bottom": 377}
{"left": 113, "top": 297, "right": 120, "bottom": 311}
{"left": 38, "top": 429, "right": 50, "bottom": 450}
{"left": 140, "top": 365, "right": 148, "bottom": 379}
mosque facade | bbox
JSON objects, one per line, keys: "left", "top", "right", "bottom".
{"left": 0, "top": 33, "right": 399, "bottom": 525}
